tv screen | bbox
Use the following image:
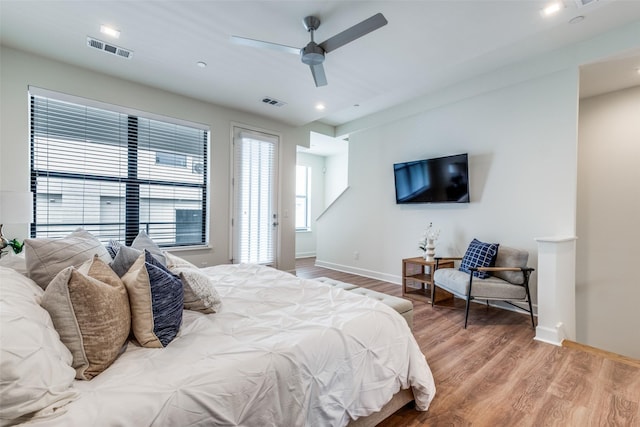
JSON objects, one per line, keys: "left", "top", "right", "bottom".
{"left": 393, "top": 153, "right": 469, "bottom": 204}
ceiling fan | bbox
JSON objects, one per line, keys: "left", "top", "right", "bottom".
{"left": 231, "top": 13, "right": 388, "bottom": 87}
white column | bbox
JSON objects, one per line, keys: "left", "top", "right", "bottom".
{"left": 534, "top": 236, "right": 577, "bottom": 346}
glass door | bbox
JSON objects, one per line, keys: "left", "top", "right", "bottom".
{"left": 231, "top": 126, "right": 279, "bottom": 266}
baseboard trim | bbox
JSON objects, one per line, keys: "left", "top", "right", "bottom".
{"left": 314, "top": 260, "right": 400, "bottom": 285}
{"left": 562, "top": 340, "right": 640, "bottom": 368}
{"left": 295, "top": 254, "right": 316, "bottom": 260}
{"left": 535, "top": 324, "right": 564, "bottom": 346}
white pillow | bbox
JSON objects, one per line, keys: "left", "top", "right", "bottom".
{"left": 132, "top": 230, "right": 166, "bottom": 266}
{"left": 171, "top": 266, "right": 222, "bottom": 314}
{"left": 0, "top": 252, "right": 27, "bottom": 276}
{"left": 163, "top": 252, "right": 221, "bottom": 313}
{"left": 0, "top": 267, "right": 79, "bottom": 425}
{"left": 24, "top": 229, "right": 112, "bottom": 289}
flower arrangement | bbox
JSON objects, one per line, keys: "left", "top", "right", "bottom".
{"left": 8, "top": 239, "right": 24, "bottom": 254}
{"left": 419, "top": 222, "right": 440, "bottom": 251}
{"left": 419, "top": 222, "right": 440, "bottom": 260}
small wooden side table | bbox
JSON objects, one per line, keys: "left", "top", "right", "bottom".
{"left": 402, "top": 257, "right": 454, "bottom": 303}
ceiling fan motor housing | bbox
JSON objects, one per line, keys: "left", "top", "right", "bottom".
{"left": 301, "top": 42, "right": 325, "bottom": 65}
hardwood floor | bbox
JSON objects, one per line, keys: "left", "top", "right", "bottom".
{"left": 295, "top": 258, "right": 640, "bottom": 426}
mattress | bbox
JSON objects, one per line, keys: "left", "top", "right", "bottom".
{"left": 26, "top": 263, "right": 435, "bottom": 426}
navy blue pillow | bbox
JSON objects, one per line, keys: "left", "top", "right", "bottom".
{"left": 459, "top": 239, "right": 499, "bottom": 279}
{"left": 144, "top": 251, "right": 184, "bottom": 347}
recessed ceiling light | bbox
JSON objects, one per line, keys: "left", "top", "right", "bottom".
{"left": 636, "top": 68, "right": 640, "bottom": 75}
{"left": 541, "top": 1, "right": 563, "bottom": 16}
{"left": 315, "top": 103, "right": 326, "bottom": 111}
{"left": 196, "top": 61, "right": 207, "bottom": 68}
{"left": 100, "top": 25, "right": 120, "bottom": 39}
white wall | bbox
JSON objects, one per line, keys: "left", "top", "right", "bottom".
{"left": 316, "top": 68, "right": 578, "bottom": 297}
{"left": 316, "top": 20, "right": 640, "bottom": 328}
{"left": 0, "top": 46, "right": 332, "bottom": 272}
{"left": 324, "top": 149, "right": 348, "bottom": 206}
{"left": 295, "top": 152, "right": 326, "bottom": 258}
{"left": 576, "top": 86, "right": 640, "bottom": 359}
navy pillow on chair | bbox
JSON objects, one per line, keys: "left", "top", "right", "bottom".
{"left": 459, "top": 239, "right": 499, "bottom": 279}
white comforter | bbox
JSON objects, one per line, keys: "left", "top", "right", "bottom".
{"left": 30, "top": 264, "right": 435, "bottom": 426}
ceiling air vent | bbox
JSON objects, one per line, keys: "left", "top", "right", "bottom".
{"left": 261, "top": 97, "right": 286, "bottom": 107}
{"left": 574, "top": 0, "right": 600, "bottom": 8}
{"left": 86, "top": 37, "right": 133, "bottom": 59}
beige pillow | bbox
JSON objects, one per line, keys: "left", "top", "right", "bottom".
{"left": 25, "top": 229, "right": 112, "bottom": 289}
{"left": 41, "top": 256, "right": 131, "bottom": 380}
{"left": 164, "top": 251, "right": 197, "bottom": 269}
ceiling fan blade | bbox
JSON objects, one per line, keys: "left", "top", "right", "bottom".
{"left": 230, "top": 35, "right": 300, "bottom": 55}
{"left": 319, "top": 13, "right": 387, "bottom": 53}
{"left": 310, "top": 64, "right": 327, "bottom": 87}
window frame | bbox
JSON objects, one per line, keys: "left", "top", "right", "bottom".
{"left": 295, "top": 164, "right": 311, "bottom": 232}
{"left": 29, "top": 87, "right": 210, "bottom": 248}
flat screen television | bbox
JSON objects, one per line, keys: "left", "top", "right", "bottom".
{"left": 393, "top": 153, "right": 469, "bottom": 204}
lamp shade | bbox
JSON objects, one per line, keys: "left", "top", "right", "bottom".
{"left": 0, "top": 191, "right": 34, "bottom": 224}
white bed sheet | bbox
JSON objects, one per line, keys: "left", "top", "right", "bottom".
{"left": 27, "top": 264, "right": 435, "bottom": 426}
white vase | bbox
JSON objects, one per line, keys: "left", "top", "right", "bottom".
{"left": 424, "top": 239, "right": 436, "bottom": 261}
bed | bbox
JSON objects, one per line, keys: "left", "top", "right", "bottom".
{"left": 1, "top": 258, "right": 435, "bottom": 426}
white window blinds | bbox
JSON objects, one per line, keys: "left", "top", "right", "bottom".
{"left": 233, "top": 130, "right": 277, "bottom": 264}
{"left": 30, "top": 90, "right": 208, "bottom": 247}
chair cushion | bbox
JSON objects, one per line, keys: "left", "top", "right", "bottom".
{"left": 434, "top": 268, "right": 526, "bottom": 300}
{"left": 493, "top": 246, "right": 529, "bottom": 285}
{"left": 459, "top": 238, "right": 499, "bottom": 279}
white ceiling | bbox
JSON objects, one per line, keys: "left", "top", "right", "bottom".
{"left": 1, "top": 0, "right": 639, "bottom": 128}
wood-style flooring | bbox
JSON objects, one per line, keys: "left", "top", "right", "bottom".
{"left": 295, "top": 257, "right": 640, "bottom": 426}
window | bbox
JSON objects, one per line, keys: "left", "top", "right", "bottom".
{"left": 295, "top": 165, "right": 311, "bottom": 231}
{"left": 30, "top": 88, "right": 208, "bottom": 247}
